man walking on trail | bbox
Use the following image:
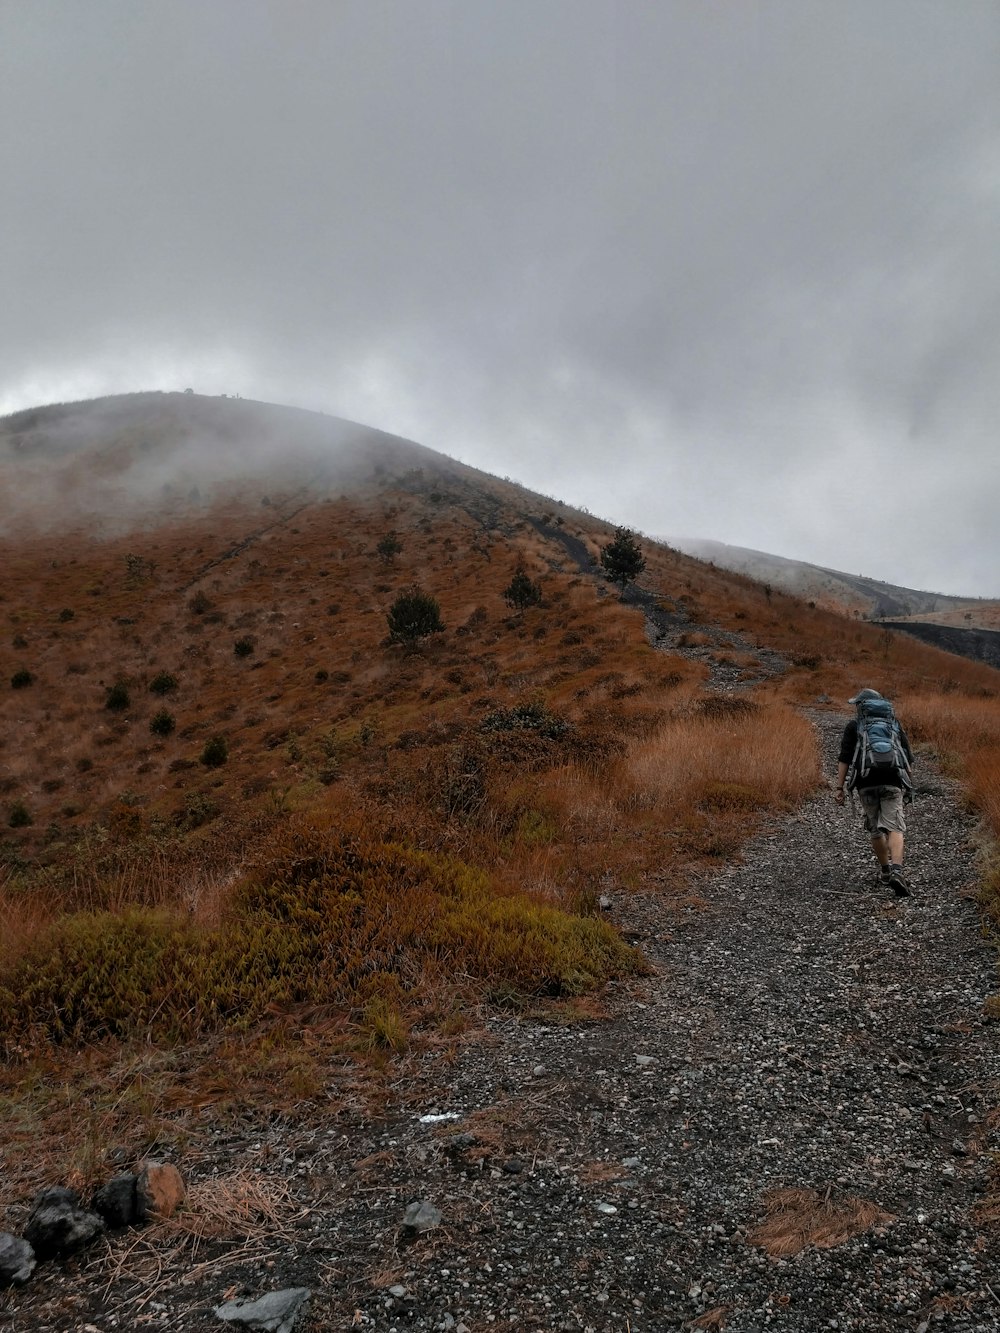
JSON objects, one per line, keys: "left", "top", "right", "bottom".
{"left": 834, "top": 688, "right": 915, "bottom": 898}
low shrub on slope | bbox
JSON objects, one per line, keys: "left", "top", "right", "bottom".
{"left": 0, "top": 820, "right": 642, "bottom": 1052}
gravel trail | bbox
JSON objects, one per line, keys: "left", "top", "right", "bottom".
{"left": 3, "top": 719, "right": 999, "bottom": 1332}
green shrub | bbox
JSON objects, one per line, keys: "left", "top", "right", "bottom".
{"left": 387, "top": 587, "right": 444, "bottom": 643}
{"left": 149, "top": 671, "right": 178, "bottom": 695}
{"left": 150, "top": 709, "right": 176, "bottom": 737}
{"left": 376, "top": 532, "right": 403, "bottom": 562}
{"left": 10, "top": 670, "right": 34, "bottom": 690}
{"left": 0, "top": 829, "right": 643, "bottom": 1049}
{"left": 8, "top": 802, "right": 31, "bottom": 828}
{"left": 480, "top": 700, "right": 571, "bottom": 739}
{"left": 234, "top": 637, "right": 255, "bottom": 658}
{"left": 104, "top": 681, "right": 131, "bottom": 711}
{"left": 201, "top": 735, "right": 229, "bottom": 767}
{"left": 57, "top": 608, "right": 75, "bottom": 623}
{"left": 504, "top": 565, "right": 543, "bottom": 612}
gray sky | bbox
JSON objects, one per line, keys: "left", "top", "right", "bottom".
{"left": 2, "top": 2, "right": 998, "bottom": 595}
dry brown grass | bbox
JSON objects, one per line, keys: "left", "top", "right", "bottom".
{"left": 749, "top": 1185, "right": 894, "bottom": 1256}
{"left": 621, "top": 700, "right": 820, "bottom": 811}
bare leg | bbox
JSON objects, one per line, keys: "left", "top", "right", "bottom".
{"left": 872, "top": 830, "right": 904, "bottom": 867}
{"left": 871, "top": 833, "right": 890, "bottom": 867}
{"left": 887, "top": 830, "right": 904, "bottom": 866}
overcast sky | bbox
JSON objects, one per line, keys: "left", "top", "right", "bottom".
{"left": 2, "top": 2, "right": 998, "bottom": 594}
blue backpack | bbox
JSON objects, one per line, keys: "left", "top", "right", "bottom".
{"left": 848, "top": 697, "right": 912, "bottom": 791}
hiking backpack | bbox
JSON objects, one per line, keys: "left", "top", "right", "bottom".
{"left": 847, "top": 696, "right": 912, "bottom": 791}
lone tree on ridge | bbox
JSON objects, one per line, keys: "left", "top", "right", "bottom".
{"left": 599, "top": 527, "right": 646, "bottom": 597}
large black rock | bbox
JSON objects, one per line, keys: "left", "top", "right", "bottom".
{"left": 23, "top": 1186, "right": 105, "bottom": 1259}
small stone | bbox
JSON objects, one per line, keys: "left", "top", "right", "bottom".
{"left": 635, "top": 1055, "right": 655, "bottom": 1067}
{"left": 444, "top": 1132, "right": 477, "bottom": 1153}
{"left": 214, "top": 1287, "right": 311, "bottom": 1331}
{"left": 0, "top": 1232, "right": 36, "bottom": 1287}
{"left": 501, "top": 1158, "right": 524, "bottom": 1174}
{"left": 622, "top": 1156, "right": 642, "bottom": 1168}
{"left": 388, "top": 1285, "right": 407, "bottom": 1298}
{"left": 532, "top": 1065, "right": 546, "bottom": 1077}
{"left": 136, "top": 1162, "right": 186, "bottom": 1221}
{"left": 598, "top": 895, "right": 612, "bottom": 910}
{"left": 402, "top": 1200, "right": 443, "bottom": 1234}
{"left": 595, "top": 1202, "right": 618, "bottom": 1215}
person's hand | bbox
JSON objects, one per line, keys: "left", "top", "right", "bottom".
{"left": 834, "top": 787, "right": 845, "bottom": 805}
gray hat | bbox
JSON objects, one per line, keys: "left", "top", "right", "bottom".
{"left": 848, "top": 687, "right": 884, "bottom": 705}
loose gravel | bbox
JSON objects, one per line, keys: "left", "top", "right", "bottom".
{"left": 2, "top": 717, "right": 999, "bottom": 1332}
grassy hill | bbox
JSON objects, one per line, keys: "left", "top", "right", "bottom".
{"left": 1, "top": 393, "right": 999, "bottom": 1186}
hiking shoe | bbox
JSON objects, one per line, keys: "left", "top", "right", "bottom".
{"left": 879, "top": 864, "right": 893, "bottom": 886}
{"left": 888, "top": 864, "right": 910, "bottom": 897}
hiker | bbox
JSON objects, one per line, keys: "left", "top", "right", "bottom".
{"left": 834, "top": 688, "right": 915, "bottom": 897}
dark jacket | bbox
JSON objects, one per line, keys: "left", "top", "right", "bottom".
{"left": 839, "top": 718, "right": 914, "bottom": 790}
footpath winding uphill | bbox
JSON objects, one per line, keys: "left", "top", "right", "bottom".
{"left": 299, "top": 711, "right": 997, "bottom": 1332}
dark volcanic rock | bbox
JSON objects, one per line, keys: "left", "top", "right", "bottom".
{"left": 23, "top": 1186, "right": 104, "bottom": 1259}
{"left": 92, "top": 1173, "right": 139, "bottom": 1229}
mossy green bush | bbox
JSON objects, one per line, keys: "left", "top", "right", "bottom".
{"left": 149, "top": 671, "right": 178, "bottom": 696}
{"left": 0, "top": 828, "right": 642, "bottom": 1050}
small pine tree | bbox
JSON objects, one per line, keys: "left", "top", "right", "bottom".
{"left": 599, "top": 527, "right": 646, "bottom": 597}
{"left": 387, "top": 587, "right": 444, "bottom": 644}
{"left": 200, "top": 735, "right": 228, "bottom": 767}
{"left": 150, "top": 709, "right": 176, "bottom": 737}
{"left": 104, "top": 681, "right": 131, "bottom": 711}
{"left": 376, "top": 532, "right": 403, "bottom": 563}
{"left": 504, "top": 564, "right": 543, "bottom": 613}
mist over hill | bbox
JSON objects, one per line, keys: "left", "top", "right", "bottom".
{"left": 673, "top": 537, "right": 997, "bottom": 624}
{"left": 0, "top": 392, "right": 461, "bottom": 536}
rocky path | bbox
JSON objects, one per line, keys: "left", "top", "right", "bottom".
{"left": 295, "top": 711, "right": 995, "bottom": 1332}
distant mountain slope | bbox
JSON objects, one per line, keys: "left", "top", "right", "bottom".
{"left": 673, "top": 537, "right": 998, "bottom": 627}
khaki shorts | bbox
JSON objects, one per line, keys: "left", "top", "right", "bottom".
{"left": 858, "top": 785, "right": 906, "bottom": 835}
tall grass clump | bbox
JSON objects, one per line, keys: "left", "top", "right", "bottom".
{"left": 621, "top": 700, "right": 821, "bottom": 815}
{"left": 902, "top": 691, "right": 1000, "bottom": 841}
